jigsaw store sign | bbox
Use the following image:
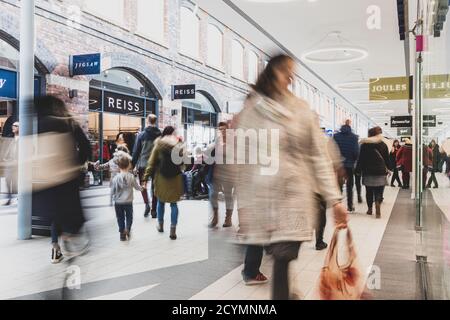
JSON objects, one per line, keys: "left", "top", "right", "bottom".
{"left": 0, "top": 69, "right": 17, "bottom": 100}
{"left": 69, "top": 53, "right": 101, "bottom": 76}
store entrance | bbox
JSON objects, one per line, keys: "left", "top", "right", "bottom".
{"left": 88, "top": 68, "right": 159, "bottom": 186}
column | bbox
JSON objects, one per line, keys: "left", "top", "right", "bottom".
{"left": 17, "top": 0, "right": 35, "bottom": 240}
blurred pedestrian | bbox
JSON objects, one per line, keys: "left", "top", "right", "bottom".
{"left": 132, "top": 115, "right": 162, "bottom": 218}
{"left": 3, "top": 121, "right": 19, "bottom": 206}
{"left": 423, "top": 143, "right": 433, "bottom": 189}
{"left": 389, "top": 139, "right": 403, "bottom": 188}
{"left": 397, "top": 138, "right": 413, "bottom": 189}
{"left": 235, "top": 54, "right": 347, "bottom": 300}
{"left": 111, "top": 151, "right": 143, "bottom": 241}
{"left": 143, "top": 126, "right": 184, "bottom": 240}
{"left": 32, "top": 95, "right": 92, "bottom": 262}
{"left": 426, "top": 139, "right": 440, "bottom": 189}
{"left": 208, "top": 121, "right": 235, "bottom": 229}
{"left": 333, "top": 119, "right": 360, "bottom": 213}
{"left": 356, "top": 127, "right": 391, "bottom": 219}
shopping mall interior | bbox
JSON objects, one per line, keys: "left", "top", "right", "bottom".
{"left": 0, "top": 0, "right": 449, "bottom": 302}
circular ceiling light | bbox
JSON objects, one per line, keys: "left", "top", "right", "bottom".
{"left": 366, "top": 109, "right": 394, "bottom": 114}
{"left": 301, "top": 32, "right": 369, "bottom": 64}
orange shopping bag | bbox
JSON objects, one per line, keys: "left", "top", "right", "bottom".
{"left": 319, "top": 227, "right": 365, "bottom": 300}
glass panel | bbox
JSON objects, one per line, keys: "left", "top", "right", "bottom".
{"left": 90, "top": 69, "right": 151, "bottom": 98}
{"left": 232, "top": 40, "right": 244, "bottom": 79}
{"left": 248, "top": 51, "right": 259, "bottom": 84}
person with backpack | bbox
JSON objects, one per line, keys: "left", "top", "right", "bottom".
{"left": 132, "top": 114, "right": 162, "bottom": 218}
{"left": 142, "top": 126, "right": 184, "bottom": 240}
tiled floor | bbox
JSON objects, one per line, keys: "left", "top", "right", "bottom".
{"left": 191, "top": 187, "right": 400, "bottom": 300}
{"left": 0, "top": 184, "right": 411, "bottom": 300}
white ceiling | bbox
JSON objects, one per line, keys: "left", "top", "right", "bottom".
{"left": 197, "top": 0, "right": 450, "bottom": 138}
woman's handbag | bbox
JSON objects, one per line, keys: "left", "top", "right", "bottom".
{"left": 319, "top": 228, "right": 365, "bottom": 300}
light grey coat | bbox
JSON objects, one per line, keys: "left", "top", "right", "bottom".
{"left": 235, "top": 92, "right": 342, "bottom": 245}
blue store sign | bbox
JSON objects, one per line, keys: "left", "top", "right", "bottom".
{"left": 69, "top": 53, "right": 101, "bottom": 76}
{"left": 0, "top": 68, "right": 18, "bottom": 100}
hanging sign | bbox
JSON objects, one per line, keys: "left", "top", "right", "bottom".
{"left": 423, "top": 74, "right": 450, "bottom": 99}
{"left": 397, "top": 127, "right": 412, "bottom": 136}
{"left": 103, "top": 91, "right": 145, "bottom": 116}
{"left": 172, "top": 84, "right": 196, "bottom": 100}
{"left": 69, "top": 53, "right": 101, "bottom": 77}
{"left": 423, "top": 128, "right": 429, "bottom": 136}
{"left": 423, "top": 115, "right": 437, "bottom": 128}
{"left": 0, "top": 68, "right": 17, "bottom": 100}
{"left": 370, "top": 76, "right": 411, "bottom": 101}
{"left": 391, "top": 116, "right": 412, "bottom": 128}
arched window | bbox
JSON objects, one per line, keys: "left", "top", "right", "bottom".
{"left": 248, "top": 50, "right": 259, "bottom": 84}
{"left": 207, "top": 24, "right": 223, "bottom": 68}
{"left": 231, "top": 40, "right": 244, "bottom": 79}
{"left": 137, "top": 0, "right": 165, "bottom": 43}
{"left": 84, "top": 0, "right": 124, "bottom": 25}
{"left": 180, "top": 6, "right": 200, "bottom": 58}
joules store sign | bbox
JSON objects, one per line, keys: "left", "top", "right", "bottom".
{"left": 370, "top": 75, "right": 450, "bottom": 100}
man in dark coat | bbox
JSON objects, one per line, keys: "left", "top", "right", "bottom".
{"left": 333, "top": 120, "right": 360, "bottom": 212}
{"left": 426, "top": 140, "right": 440, "bottom": 189}
{"left": 132, "top": 114, "right": 161, "bottom": 218}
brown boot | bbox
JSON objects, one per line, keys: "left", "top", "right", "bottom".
{"left": 375, "top": 202, "right": 381, "bottom": 219}
{"left": 367, "top": 206, "right": 373, "bottom": 215}
{"left": 157, "top": 221, "right": 164, "bottom": 233}
{"left": 223, "top": 210, "right": 233, "bottom": 228}
{"left": 170, "top": 226, "right": 177, "bottom": 240}
{"left": 209, "top": 208, "right": 219, "bottom": 228}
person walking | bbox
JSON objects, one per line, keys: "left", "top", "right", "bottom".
{"left": 208, "top": 121, "right": 235, "bottom": 229}
{"left": 333, "top": 120, "right": 360, "bottom": 213}
{"left": 235, "top": 54, "right": 348, "bottom": 300}
{"left": 132, "top": 114, "right": 162, "bottom": 218}
{"left": 397, "top": 138, "right": 413, "bottom": 189}
{"left": 32, "top": 95, "right": 92, "bottom": 263}
{"left": 142, "top": 126, "right": 184, "bottom": 240}
{"left": 426, "top": 140, "right": 440, "bottom": 189}
{"left": 390, "top": 139, "right": 403, "bottom": 188}
{"left": 423, "top": 143, "right": 433, "bottom": 189}
{"left": 111, "top": 152, "right": 143, "bottom": 241}
{"left": 3, "top": 121, "right": 19, "bottom": 206}
{"left": 356, "top": 127, "right": 391, "bottom": 219}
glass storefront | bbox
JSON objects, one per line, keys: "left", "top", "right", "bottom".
{"left": 88, "top": 68, "right": 159, "bottom": 184}
{"left": 415, "top": 0, "right": 450, "bottom": 300}
{"left": 181, "top": 91, "right": 218, "bottom": 151}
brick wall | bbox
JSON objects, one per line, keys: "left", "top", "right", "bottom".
{"left": 0, "top": 0, "right": 269, "bottom": 132}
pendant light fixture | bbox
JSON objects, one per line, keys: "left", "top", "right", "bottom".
{"left": 301, "top": 31, "right": 369, "bottom": 64}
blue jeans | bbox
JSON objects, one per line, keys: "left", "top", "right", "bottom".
{"left": 157, "top": 200, "right": 179, "bottom": 226}
{"left": 115, "top": 203, "right": 133, "bottom": 233}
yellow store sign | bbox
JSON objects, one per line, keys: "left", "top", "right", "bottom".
{"left": 369, "top": 75, "right": 450, "bottom": 100}
{"left": 369, "top": 77, "right": 410, "bottom": 100}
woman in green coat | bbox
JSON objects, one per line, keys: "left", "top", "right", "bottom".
{"left": 143, "top": 126, "right": 184, "bottom": 240}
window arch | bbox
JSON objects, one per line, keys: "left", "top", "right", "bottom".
{"left": 207, "top": 24, "right": 223, "bottom": 68}
{"left": 84, "top": 0, "right": 124, "bottom": 25}
{"left": 137, "top": 0, "right": 165, "bottom": 43}
{"left": 248, "top": 50, "right": 259, "bottom": 84}
{"left": 180, "top": 6, "right": 200, "bottom": 58}
{"left": 231, "top": 40, "right": 244, "bottom": 79}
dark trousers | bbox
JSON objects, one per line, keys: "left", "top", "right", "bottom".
{"left": 315, "top": 195, "right": 327, "bottom": 245}
{"left": 391, "top": 168, "right": 402, "bottom": 187}
{"left": 115, "top": 203, "right": 133, "bottom": 233}
{"left": 242, "top": 245, "right": 264, "bottom": 279}
{"left": 365, "top": 186, "right": 385, "bottom": 208}
{"left": 427, "top": 171, "right": 439, "bottom": 188}
{"left": 138, "top": 168, "right": 157, "bottom": 212}
{"left": 354, "top": 173, "right": 362, "bottom": 199}
{"left": 339, "top": 167, "right": 354, "bottom": 209}
{"left": 271, "top": 242, "right": 302, "bottom": 300}
{"left": 403, "top": 171, "right": 411, "bottom": 188}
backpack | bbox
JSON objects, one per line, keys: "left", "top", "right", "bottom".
{"left": 158, "top": 146, "right": 181, "bottom": 178}
{"left": 137, "top": 139, "right": 155, "bottom": 169}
